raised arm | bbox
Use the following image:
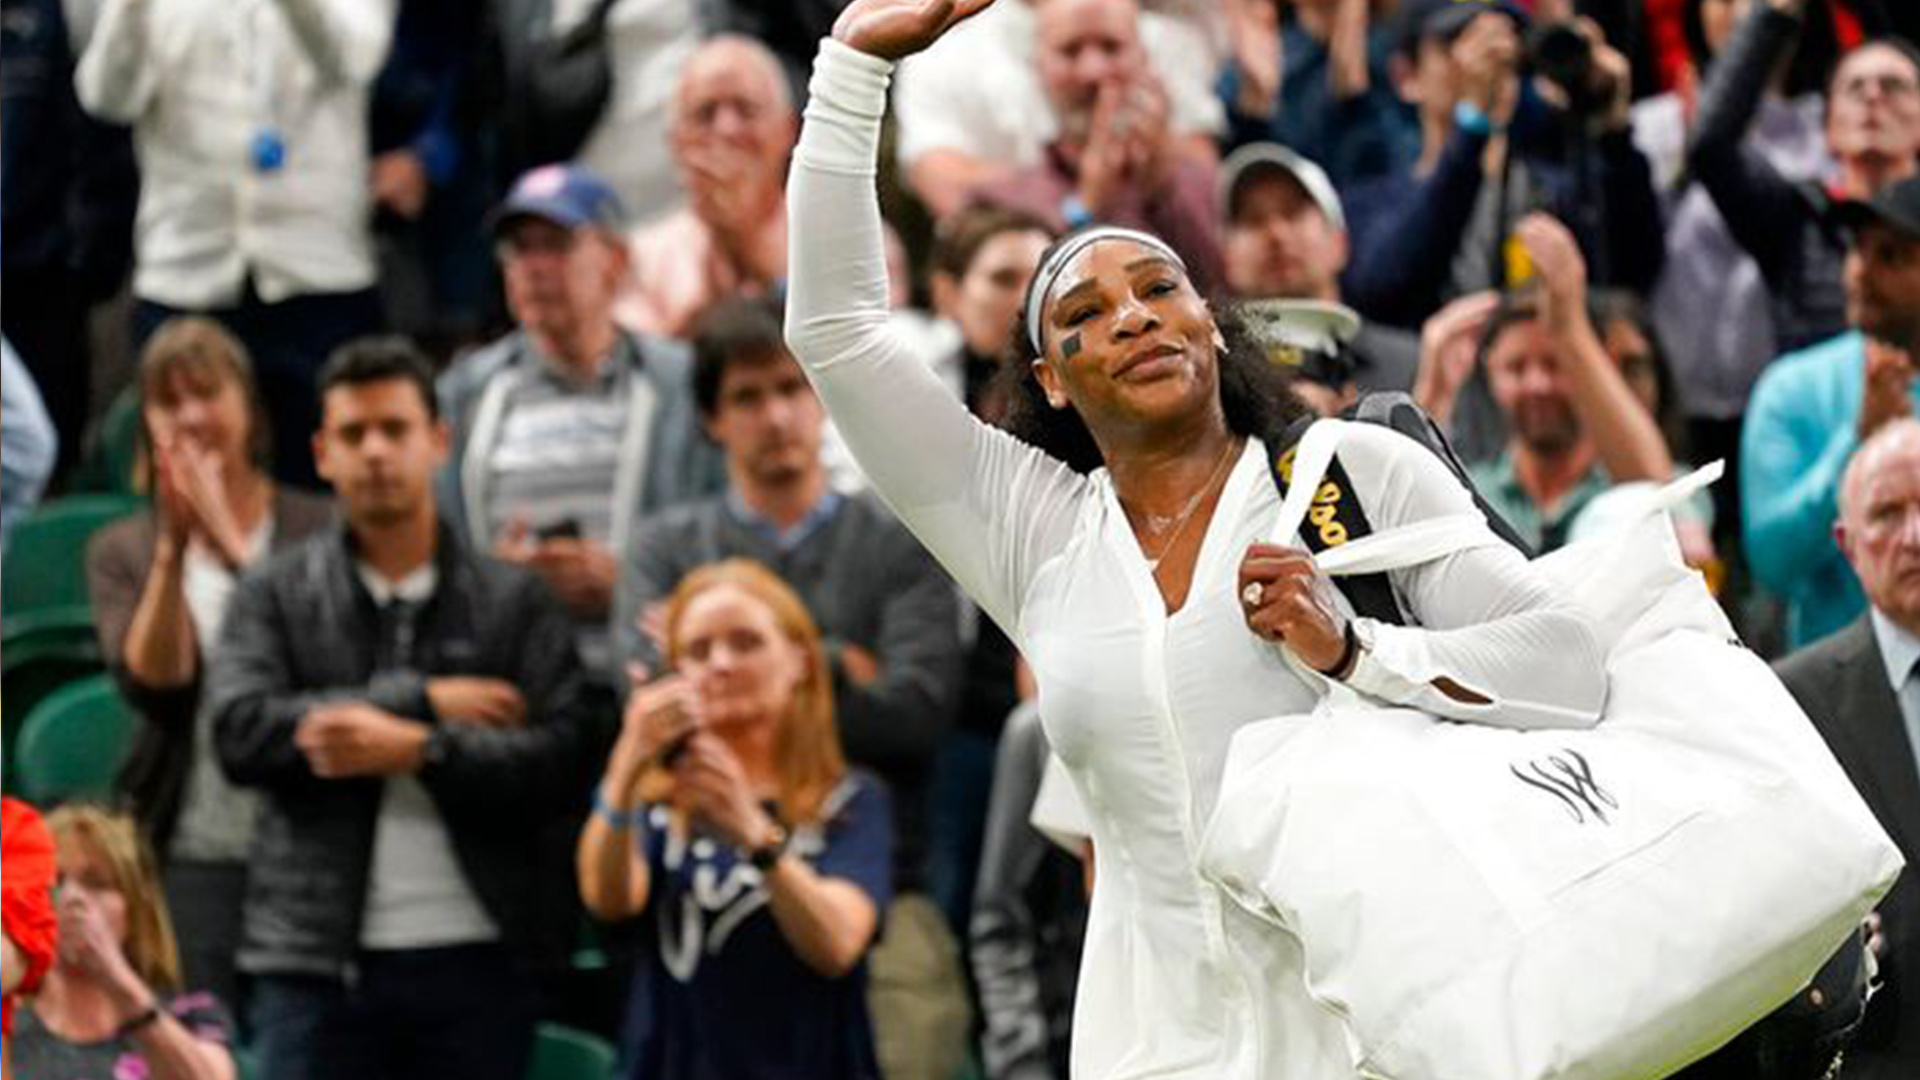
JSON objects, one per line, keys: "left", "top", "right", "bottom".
{"left": 1521, "top": 213, "right": 1673, "bottom": 483}
{"left": 1684, "top": 0, "right": 1807, "bottom": 278}
{"left": 786, "top": 6, "right": 1086, "bottom": 639}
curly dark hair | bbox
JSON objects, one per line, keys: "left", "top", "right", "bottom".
{"left": 990, "top": 277, "right": 1310, "bottom": 473}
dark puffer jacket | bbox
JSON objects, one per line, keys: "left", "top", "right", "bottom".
{"left": 208, "top": 520, "right": 610, "bottom": 979}
{"left": 1686, "top": 2, "right": 1850, "bottom": 355}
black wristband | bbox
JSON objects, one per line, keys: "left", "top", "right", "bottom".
{"left": 1317, "top": 621, "right": 1361, "bottom": 679}
{"left": 117, "top": 1003, "right": 162, "bottom": 1039}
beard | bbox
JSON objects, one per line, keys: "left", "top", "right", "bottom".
{"left": 1511, "top": 399, "right": 1582, "bottom": 457}
{"left": 1857, "top": 299, "right": 1920, "bottom": 352}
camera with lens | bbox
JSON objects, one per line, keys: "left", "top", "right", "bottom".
{"left": 1526, "top": 21, "right": 1601, "bottom": 116}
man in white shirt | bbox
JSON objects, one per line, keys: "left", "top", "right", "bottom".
{"left": 1776, "top": 418, "right": 1920, "bottom": 1078}
{"left": 73, "top": 0, "right": 393, "bottom": 487}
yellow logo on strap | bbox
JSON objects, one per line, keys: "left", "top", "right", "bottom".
{"left": 1310, "top": 480, "right": 1349, "bottom": 546}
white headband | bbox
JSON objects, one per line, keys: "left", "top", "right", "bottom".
{"left": 1023, "top": 227, "right": 1190, "bottom": 356}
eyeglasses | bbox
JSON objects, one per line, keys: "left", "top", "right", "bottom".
{"left": 1835, "top": 73, "right": 1920, "bottom": 103}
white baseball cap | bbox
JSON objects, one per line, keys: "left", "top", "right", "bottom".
{"left": 1219, "top": 143, "right": 1346, "bottom": 235}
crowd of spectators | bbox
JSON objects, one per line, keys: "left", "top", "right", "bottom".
{"left": 3, "top": 0, "right": 1920, "bottom": 1078}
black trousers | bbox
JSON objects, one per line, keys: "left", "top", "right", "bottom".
{"left": 250, "top": 942, "right": 539, "bottom": 1080}
{"left": 2, "top": 263, "right": 90, "bottom": 478}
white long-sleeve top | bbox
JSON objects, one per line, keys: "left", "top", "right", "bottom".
{"left": 73, "top": 0, "right": 393, "bottom": 308}
{"left": 787, "top": 39, "right": 1606, "bottom": 1079}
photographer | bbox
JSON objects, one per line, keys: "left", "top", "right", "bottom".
{"left": 1686, "top": 0, "right": 1920, "bottom": 355}
{"left": 1342, "top": 0, "right": 1663, "bottom": 331}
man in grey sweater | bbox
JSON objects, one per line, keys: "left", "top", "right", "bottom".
{"left": 613, "top": 295, "right": 971, "bottom": 1080}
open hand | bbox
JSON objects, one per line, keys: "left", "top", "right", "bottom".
{"left": 150, "top": 430, "right": 200, "bottom": 551}
{"left": 1226, "top": 0, "right": 1281, "bottom": 118}
{"left": 831, "top": 0, "right": 1000, "bottom": 61}
{"left": 1415, "top": 290, "right": 1500, "bottom": 426}
{"left": 1517, "top": 213, "right": 1589, "bottom": 340}
{"left": 169, "top": 437, "right": 250, "bottom": 567}
{"left": 1860, "top": 338, "right": 1916, "bottom": 440}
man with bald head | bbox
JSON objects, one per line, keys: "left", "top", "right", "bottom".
{"left": 616, "top": 34, "right": 798, "bottom": 340}
{"left": 1776, "top": 418, "right": 1920, "bottom": 1078}
{"left": 973, "top": 0, "right": 1225, "bottom": 292}
{"left": 893, "top": 0, "right": 1225, "bottom": 218}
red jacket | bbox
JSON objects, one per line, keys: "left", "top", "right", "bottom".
{"left": 2, "top": 797, "right": 58, "bottom": 1040}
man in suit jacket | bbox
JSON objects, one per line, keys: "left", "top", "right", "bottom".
{"left": 1776, "top": 417, "right": 1920, "bottom": 1077}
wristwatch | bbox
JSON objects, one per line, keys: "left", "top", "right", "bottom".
{"left": 747, "top": 823, "right": 791, "bottom": 872}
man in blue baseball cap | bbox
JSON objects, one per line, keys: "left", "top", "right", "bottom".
{"left": 436, "top": 163, "right": 725, "bottom": 685}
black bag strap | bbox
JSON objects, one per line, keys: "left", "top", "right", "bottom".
{"left": 1266, "top": 413, "right": 1405, "bottom": 626}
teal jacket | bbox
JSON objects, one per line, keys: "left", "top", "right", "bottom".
{"left": 1742, "top": 331, "right": 1920, "bottom": 647}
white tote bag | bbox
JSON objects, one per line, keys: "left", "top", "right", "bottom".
{"left": 1196, "top": 419, "right": 1903, "bottom": 1080}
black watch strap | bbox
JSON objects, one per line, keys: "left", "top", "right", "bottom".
{"left": 117, "top": 1003, "right": 163, "bottom": 1039}
{"left": 748, "top": 824, "right": 790, "bottom": 871}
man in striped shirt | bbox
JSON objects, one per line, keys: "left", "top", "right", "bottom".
{"left": 437, "top": 165, "right": 723, "bottom": 680}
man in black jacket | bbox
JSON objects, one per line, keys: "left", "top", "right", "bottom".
{"left": 209, "top": 339, "right": 606, "bottom": 1080}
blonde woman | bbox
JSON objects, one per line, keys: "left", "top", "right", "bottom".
{"left": 579, "top": 559, "right": 893, "bottom": 1079}
{"left": 11, "top": 806, "right": 235, "bottom": 1080}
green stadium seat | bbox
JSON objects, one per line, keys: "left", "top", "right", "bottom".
{"left": 524, "top": 1023, "right": 617, "bottom": 1080}
{"left": 2, "top": 624, "right": 106, "bottom": 793}
{"left": 14, "top": 673, "right": 135, "bottom": 805}
{"left": 1, "top": 494, "right": 143, "bottom": 634}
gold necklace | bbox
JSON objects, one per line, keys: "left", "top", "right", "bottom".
{"left": 1133, "top": 438, "right": 1240, "bottom": 573}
